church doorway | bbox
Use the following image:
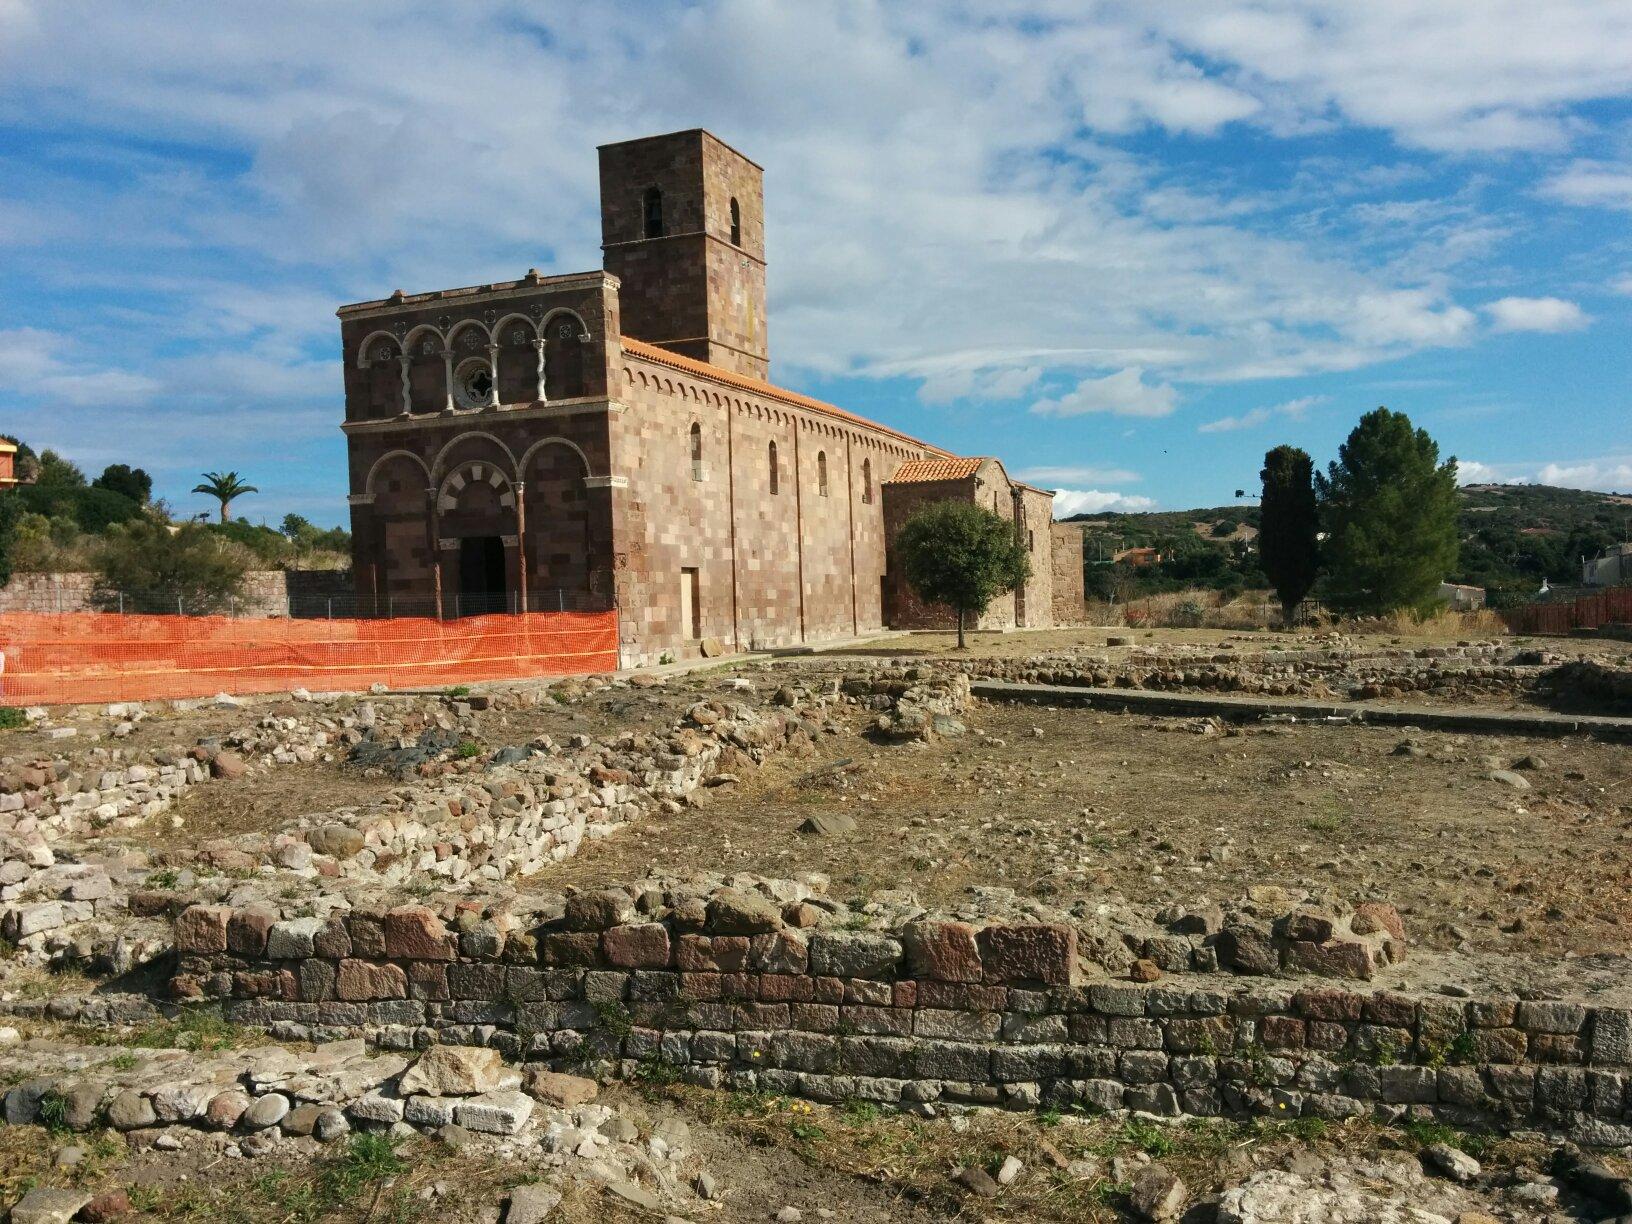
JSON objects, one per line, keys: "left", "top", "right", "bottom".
{"left": 456, "top": 536, "right": 509, "bottom": 616}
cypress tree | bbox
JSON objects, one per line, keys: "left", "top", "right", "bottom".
{"left": 1258, "top": 445, "right": 1319, "bottom": 621}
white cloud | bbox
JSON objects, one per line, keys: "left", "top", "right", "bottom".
{"left": 1052, "top": 489, "right": 1159, "bottom": 519}
{"left": 1483, "top": 296, "right": 1591, "bottom": 333}
{"left": 1016, "top": 465, "right": 1140, "bottom": 485}
{"left": 1455, "top": 455, "right": 1632, "bottom": 492}
{"left": 1032, "top": 368, "right": 1179, "bottom": 418}
{"left": 1544, "top": 160, "right": 1632, "bottom": 211}
{"left": 1198, "top": 394, "right": 1324, "bottom": 433}
{"left": 1610, "top": 274, "right": 1632, "bottom": 296}
{"left": 1537, "top": 459, "right": 1632, "bottom": 491}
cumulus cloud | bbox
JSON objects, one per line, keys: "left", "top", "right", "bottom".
{"left": 1456, "top": 455, "right": 1632, "bottom": 492}
{"left": 1016, "top": 465, "right": 1141, "bottom": 486}
{"left": 1032, "top": 369, "right": 1179, "bottom": 419}
{"left": 1052, "top": 489, "right": 1159, "bottom": 518}
{"left": 1543, "top": 160, "right": 1632, "bottom": 211}
{"left": 1198, "top": 394, "right": 1324, "bottom": 433}
{"left": 1483, "top": 296, "right": 1591, "bottom": 333}
{"left": 1537, "top": 458, "right": 1632, "bottom": 491}
{"left": 0, "top": 1, "right": 1628, "bottom": 520}
{"left": 1610, "top": 273, "right": 1632, "bottom": 296}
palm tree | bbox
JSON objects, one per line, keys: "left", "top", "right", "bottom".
{"left": 192, "top": 471, "right": 258, "bottom": 523}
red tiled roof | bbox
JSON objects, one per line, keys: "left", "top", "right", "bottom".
{"left": 619, "top": 337, "right": 951, "bottom": 455}
{"left": 886, "top": 457, "right": 984, "bottom": 484}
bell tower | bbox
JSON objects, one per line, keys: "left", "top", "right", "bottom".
{"left": 598, "top": 129, "right": 768, "bottom": 380}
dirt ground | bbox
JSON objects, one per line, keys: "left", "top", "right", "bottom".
{"left": 534, "top": 695, "right": 1632, "bottom": 995}
{"left": 840, "top": 625, "right": 1632, "bottom": 662}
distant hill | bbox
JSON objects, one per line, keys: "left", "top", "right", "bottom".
{"left": 1063, "top": 484, "right": 1631, "bottom": 604}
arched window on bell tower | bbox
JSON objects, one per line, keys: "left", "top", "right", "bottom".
{"left": 690, "top": 421, "right": 703, "bottom": 481}
{"left": 768, "top": 441, "right": 779, "bottom": 494}
{"left": 729, "top": 197, "right": 741, "bottom": 246}
{"left": 643, "top": 187, "right": 664, "bottom": 239}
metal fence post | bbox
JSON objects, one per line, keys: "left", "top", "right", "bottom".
{"left": 177, "top": 595, "right": 184, "bottom": 616}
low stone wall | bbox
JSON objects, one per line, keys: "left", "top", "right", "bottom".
{"left": 171, "top": 893, "right": 1632, "bottom": 1146}
{"left": 0, "top": 570, "right": 351, "bottom": 617}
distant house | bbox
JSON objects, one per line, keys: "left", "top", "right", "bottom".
{"left": 1583, "top": 543, "right": 1632, "bottom": 587}
{"left": 0, "top": 440, "right": 16, "bottom": 490}
{"left": 1438, "top": 582, "right": 1486, "bottom": 610}
{"left": 1114, "top": 547, "right": 1163, "bottom": 567}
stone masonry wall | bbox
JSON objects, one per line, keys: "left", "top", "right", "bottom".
{"left": 173, "top": 898, "right": 1632, "bottom": 1146}
{"left": 1051, "top": 522, "right": 1086, "bottom": 626}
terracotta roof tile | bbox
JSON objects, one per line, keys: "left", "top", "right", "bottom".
{"left": 620, "top": 337, "right": 951, "bottom": 455}
{"left": 885, "top": 457, "right": 985, "bottom": 484}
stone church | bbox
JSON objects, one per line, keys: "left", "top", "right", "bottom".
{"left": 339, "top": 130, "right": 1083, "bottom": 663}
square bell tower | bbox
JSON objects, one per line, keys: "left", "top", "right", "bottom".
{"left": 598, "top": 129, "right": 768, "bottom": 380}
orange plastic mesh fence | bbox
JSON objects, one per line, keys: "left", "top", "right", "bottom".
{"left": 0, "top": 610, "right": 620, "bottom": 706}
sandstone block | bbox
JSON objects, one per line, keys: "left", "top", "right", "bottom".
{"left": 902, "top": 921, "right": 982, "bottom": 983}
{"left": 383, "top": 906, "right": 455, "bottom": 960}
{"left": 602, "top": 923, "right": 670, "bottom": 969}
{"left": 978, "top": 924, "right": 1076, "bottom": 985}
{"left": 336, "top": 959, "right": 407, "bottom": 1001}
{"left": 809, "top": 931, "right": 902, "bottom": 979}
{"left": 454, "top": 1088, "right": 532, "bottom": 1135}
{"left": 174, "top": 905, "right": 231, "bottom": 954}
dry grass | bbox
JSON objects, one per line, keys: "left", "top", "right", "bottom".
{"left": 1085, "top": 589, "right": 1277, "bottom": 631}
{"left": 1350, "top": 607, "right": 1510, "bottom": 639}
{"left": 633, "top": 1079, "right": 1532, "bottom": 1222}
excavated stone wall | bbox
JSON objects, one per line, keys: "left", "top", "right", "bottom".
{"left": 172, "top": 894, "right": 1632, "bottom": 1146}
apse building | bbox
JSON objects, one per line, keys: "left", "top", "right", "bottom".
{"left": 338, "top": 130, "right": 1080, "bottom": 662}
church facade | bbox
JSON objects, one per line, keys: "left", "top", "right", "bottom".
{"left": 338, "top": 130, "right": 1077, "bottom": 664}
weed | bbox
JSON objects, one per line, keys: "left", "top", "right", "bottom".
{"left": 455, "top": 740, "right": 482, "bottom": 760}
{"left": 0, "top": 708, "right": 25, "bottom": 731}
{"left": 145, "top": 868, "right": 180, "bottom": 890}
{"left": 789, "top": 1120, "right": 826, "bottom": 1143}
{"left": 1448, "top": 1031, "right": 1479, "bottom": 1065}
{"left": 1119, "top": 1118, "right": 1174, "bottom": 1157}
{"left": 36, "top": 1090, "right": 69, "bottom": 1134}
{"left": 105, "top": 1052, "right": 137, "bottom": 1071}
{"left": 842, "top": 1099, "right": 882, "bottom": 1124}
{"left": 445, "top": 685, "right": 472, "bottom": 698}
{"left": 591, "top": 1000, "right": 632, "bottom": 1039}
{"left": 1401, "top": 1118, "right": 1489, "bottom": 1157}
{"left": 129, "top": 1004, "right": 243, "bottom": 1052}
{"left": 1369, "top": 1037, "right": 1401, "bottom": 1067}
{"left": 1036, "top": 1109, "right": 1063, "bottom": 1128}
{"left": 633, "top": 1057, "right": 683, "bottom": 1086}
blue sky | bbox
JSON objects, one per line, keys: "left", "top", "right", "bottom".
{"left": 1, "top": 2, "right": 1630, "bottom": 527}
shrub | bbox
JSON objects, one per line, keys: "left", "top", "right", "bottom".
{"left": 93, "top": 518, "right": 250, "bottom": 613}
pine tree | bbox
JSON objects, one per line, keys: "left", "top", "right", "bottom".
{"left": 1258, "top": 445, "right": 1319, "bottom": 621}
{"left": 1315, "top": 407, "right": 1460, "bottom": 615}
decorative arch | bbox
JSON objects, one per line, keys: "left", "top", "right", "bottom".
{"left": 364, "top": 448, "right": 432, "bottom": 495}
{"left": 517, "top": 435, "right": 593, "bottom": 479}
{"left": 430, "top": 430, "right": 517, "bottom": 483}
{"left": 404, "top": 325, "right": 449, "bottom": 413}
{"left": 538, "top": 307, "right": 591, "bottom": 339}
{"left": 354, "top": 330, "right": 403, "bottom": 369}
{"left": 542, "top": 310, "right": 589, "bottom": 399}
{"left": 437, "top": 458, "right": 516, "bottom": 514}
{"left": 493, "top": 313, "right": 540, "bottom": 404}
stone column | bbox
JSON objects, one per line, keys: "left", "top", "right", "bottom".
{"left": 533, "top": 338, "right": 548, "bottom": 402}
{"left": 485, "top": 344, "right": 501, "bottom": 408}
{"left": 440, "top": 349, "right": 455, "bottom": 414}
{"left": 397, "top": 355, "right": 412, "bottom": 415}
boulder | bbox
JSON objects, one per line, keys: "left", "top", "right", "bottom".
{"left": 399, "top": 1045, "right": 512, "bottom": 1097}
